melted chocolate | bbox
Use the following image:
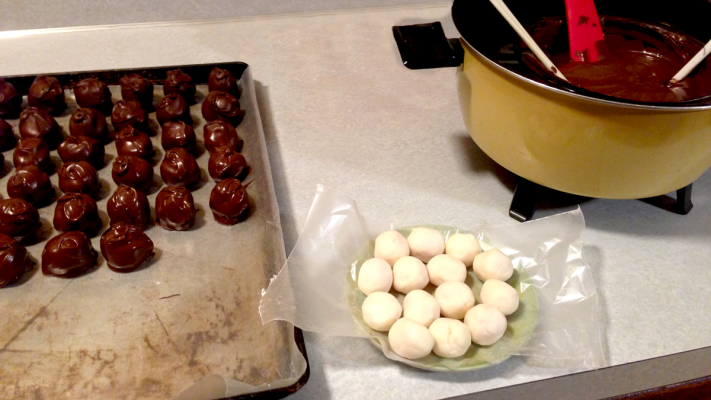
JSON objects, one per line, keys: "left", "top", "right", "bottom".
{"left": 111, "top": 100, "right": 148, "bottom": 133}
{"left": 156, "top": 92, "right": 192, "bottom": 125}
{"left": 0, "top": 119, "right": 17, "bottom": 151}
{"left": 75, "top": 78, "right": 113, "bottom": 115}
{"left": 203, "top": 120, "right": 241, "bottom": 154}
{"left": 119, "top": 73, "right": 154, "bottom": 110}
{"left": 58, "top": 161, "right": 100, "bottom": 195}
{"left": 156, "top": 186, "right": 196, "bottom": 231}
{"left": 201, "top": 91, "right": 241, "bottom": 125}
{"left": 0, "top": 234, "right": 33, "bottom": 288}
{"left": 161, "top": 121, "right": 196, "bottom": 154}
{"left": 208, "top": 146, "right": 249, "bottom": 181}
{"left": 69, "top": 108, "right": 108, "bottom": 142}
{"left": 57, "top": 135, "right": 105, "bottom": 169}
{"left": 0, "top": 198, "right": 40, "bottom": 241}
{"left": 107, "top": 185, "right": 151, "bottom": 230}
{"left": 160, "top": 148, "right": 201, "bottom": 188}
{"left": 19, "top": 108, "right": 62, "bottom": 149}
{"left": 208, "top": 67, "right": 239, "bottom": 96}
{"left": 13, "top": 138, "right": 53, "bottom": 173}
{"left": 163, "top": 69, "right": 196, "bottom": 102}
{"left": 7, "top": 166, "right": 52, "bottom": 205}
{"left": 53, "top": 192, "right": 102, "bottom": 236}
{"left": 28, "top": 75, "right": 66, "bottom": 115}
{"left": 0, "top": 78, "right": 22, "bottom": 118}
{"left": 115, "top": 126, "right": 154, "bottom": 160}
{"left": 209, "top": 179, "right": 250, "bottom": 225}
{"left": 111, "top": 155, "right": 154, "bottom": 192}
{"left": 100, "top": 222, "right": 154, "bottom": 272}
{"left": 41, "top": 231, "right": 97, "bottom": 278}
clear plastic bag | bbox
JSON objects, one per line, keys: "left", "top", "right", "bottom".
{"left": 260, "top": 186, "right": 605, "bottom": 370}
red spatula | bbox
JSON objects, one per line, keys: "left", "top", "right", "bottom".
{"left": 564, "top": 0, "right": 609, "bottom": 62}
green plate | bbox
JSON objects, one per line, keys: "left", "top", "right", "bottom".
{"left": 346, "top": 225, "right": 539, "bottom": 371}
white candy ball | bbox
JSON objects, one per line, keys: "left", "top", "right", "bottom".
{"left": 392, "top": 256, "right": 429, "bottom": 294}
{"left": 403, "top": 289, "right": 440, "bottom": 327}
{"left": 362, "top": 292, "right": 402, "bottom": 331}
{"left": 473, "top": 249, "right": 514, "bottom": 282}
{"left": 426, "top": 254, "right": 467, "bottom": 286}
{"left": 407, "top": 227, "right": 445, "bottom": 263}
{"left": 388, "top": 318, "right": 435, "bottom": 360}
{"left": 464, "top": 304, "right": 508, "bottom": 346}
{"left": 479, "top": 279, "right": 519, "bottom": 316}
{"left": 434, "top": 281, "right": 475, "bottom": 319}
{"left": 358, "top": 258, "right": 393, "bottom": 295}
{"left": 374, "top": 230, "right": 410, "bottom": 266}
{"left": 428, "top": 318, "right": 471, "bottom": 358}
{"left": 445, "top": 233, "right": 481, "bottom": 267}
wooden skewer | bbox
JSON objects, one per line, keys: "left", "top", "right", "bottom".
{"left": 669, "top": 38, "right": 711, "bottom": 84}
{"left": 488, "top": 0, "right": 568, "bottom": 82}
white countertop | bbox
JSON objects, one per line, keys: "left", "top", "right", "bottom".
{"left": 1, "top": 4, "right": 710, "bottom": 399}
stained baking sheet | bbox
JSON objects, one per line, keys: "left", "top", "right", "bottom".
{"left": 0, "top": 63, "right": 308, "bottom": 399}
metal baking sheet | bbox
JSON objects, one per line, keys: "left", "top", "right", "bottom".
{"left": 0, "top": 62, "right": 308, "bottom": 399}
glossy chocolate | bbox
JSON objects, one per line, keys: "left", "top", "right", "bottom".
{"left": 7, "top": 166, "right": 52, "bottom": 205}
{"left": 58, "top": 161, "right": 100, "bottom": 195}
{"left": 201, "top": 91, "right": 241, "bottom": 125}
{"left": 28, "top": 75, "right": 66, "bottom": 115}
{"left": 74, "top": 78, "right": 113, "bottom": 115}
{"left": 115, "top": 126, "right": 154, "bottom": 160}
{"left": 53, "top": 192, "right": 102, "bottom": 236}
{"left": 208, "top": 146, "right": 249, "bottom": 181}
{"left": 119, "top": 73, "right": 154, "bottom": 110}
{"left": 203, "top": 120, "right": 241, "bottom": 154}
{"left": 13, "top": 138, "right": 53, "bottom": 173}
{"left": 0, "top": 198, "right": 40, "bottom": 241}
{"left": 107, "top": 185, "right": 151, "bottom": 230}
{"left": 100, "top": 222, "right": 154, "bottom": 273}
{"left": 0, "top": 79, "right": 22, "bottom": 118}
{"left": 0, "top": 119, "right": 17, "bottom": 151}
{"left": 160, "top": 148, "right": 200, "bottom": 188}
{"left": 163, "top": 69, "right": 195, "bottom": 101}
{"left": 111, "top": 155, "right": 154, "bottom": 192}
{"left": 156, "top": 186, "right": 196, "bottom": 231}
{"left": 19, "top": 107, "right": 62, "bottom": 149}
{"left": 209, "top": 179, "right": 250, "bottom": 225}
{"left": 0, "top": 234, "right": 33, "bottom": 288}
{"left": 208, "top": 67, "right": 239, "bottom": 96}
{"left": 69, "top": 108, "right": 108, "bottom": 142}
{"left": 41, "top": 231, "right": 97, "bottom": 278}
{"left": 156, "top": 92, "right": 192, "bottom": 125}
{"left": 57, "top": 135, "right": 105, "bottom": 169}
{"left": 161, "top": 121, "right": 196, "bottom": 154}
{"left": 111, "top": 100, "right": 148, "bottom": 132}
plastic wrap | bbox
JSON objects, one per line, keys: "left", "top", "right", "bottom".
{"left": 260, "top": 185, "right": 605, "bottom": 370}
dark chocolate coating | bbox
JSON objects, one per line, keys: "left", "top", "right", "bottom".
{"left": 7, "top": 166, "right": 52, "bottom": 205}
{"left": 160, "top": 148, "right": 200, "bottom": 188}
{"left": 41, "top": 231, "right": 97, "bottom": 278}
{"left": 100, "top": 222, "right": 154, "bottom": 273}
{"left": 0, "top": 198, "right": 41, "bottom": 241}
{"left": 28, "top": 75, "right": 66, "bottom": 115}
{"left": 57, "top": 135, "right": 105, "bottom": 169}
{"left": 74, "top": 78, "right": 113, "bottom": 115}
{"left": 111, "top": 100, "right": 148, "bottom": 133}
{"left": 208, "top": 146, "right": 249, "bottom": 181}
{"left": 0, "top": 119, "right": 17, "bottom": 151}
{"left": 111, "top": 155, "right": 154, "bottom": 192}
{"left": 156, "top": 186, "right": 196, "bottom": 231}
{"left": 69, "top": 108, "right": 108, "bottom": 142}
{"left": 203, "top": 120, "right": 241, "bottom": 154}
{"left": 163, "top": 69, "right": 195, "bottom": 101}
{"left": 0, "top": 78, "right": 22, "bottom": 119}
{"left": 115, "top": 126, "right": 154, "bottom": 160}
{"left": 13, "top": 138, "right": 53, "bottom": 173}
{"left": 156, "top": 92, "right": 192, "bottom": 125}
{"left": 209, "top": 179, "right": 250, "bottom": 225}
{"left": 0, "top": 234, "right": 33, "bottom": 288}
{"left": 58, "top": 161, "right": 100, "bottom": 195}
{"left": 201, "top": 91, "right": 241, "bottom": 125}
{"left": 53, "top": 192, "right": 102, "bottom": 236}
{"left": 161, "top": 121, "right": 196, "bottom": 154}
{"left": 19, "top": 108, "right": 62, "bottom": 149}
{"left": 119, "top": 73, "right": 154, "bottom": 110}
{"left": 208, "top": 67, "right": 239, "bottom": 96}
{"left": 107, "top": 185, "right": 151, "bottom": 230}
